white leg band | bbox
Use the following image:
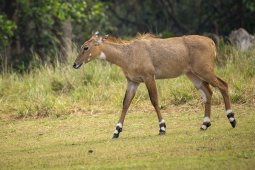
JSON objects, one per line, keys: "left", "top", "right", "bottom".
{"left": 160, "top": 126, "right": 166, "bottom": 131}
{"left": 204, "top": 116, "right": 210, "bottom": 123}
{"left": 117, "top": 122, "right": 122, "bottom": 128}
{"left": 159, "top": 119, "right": 165, "bottom": 125}
{"left": 229, "top": 117, "right": 235, "bottom": 122}
{"left": 226, "top": 109, "right": 232, "bottom": 115}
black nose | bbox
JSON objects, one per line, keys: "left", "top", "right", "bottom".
{"left": 73, "top": 63, "right": 76, "bottom": 68}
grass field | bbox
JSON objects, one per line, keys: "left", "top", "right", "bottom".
{"left": 0, "top": 103, "right": 254, "bottom": 169}
{"left": 0, "top": 43, "right": 255, "bottom": 169}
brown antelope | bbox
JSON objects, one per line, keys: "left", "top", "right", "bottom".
{"left": 73, "top": 31, "right": 236, "bottom": 138}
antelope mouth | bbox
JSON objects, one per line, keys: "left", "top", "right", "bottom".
{"left": 73, "top": 63, "right": 84, "bottom": 69}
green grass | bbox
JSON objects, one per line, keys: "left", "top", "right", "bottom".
{"left": 0, "top": 43, "right": 255, "bottom": 169}
{"left": 0, "top": 104, "right": 254, "bottom": 169}
{"left": 0, "top": 52, "right": 254, "bottom": 120}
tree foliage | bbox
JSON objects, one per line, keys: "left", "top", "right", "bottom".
{"left": 0, "top": 15, "right": 17, "bottom": 44}
{"left": 0, "top": 0, "right": 105, "bottom": 69}
{"left": 0, "top": 0, "right": 254, "bottom": 71}
{"left": 104, "top": 0, "right": 255, "bottom": 37}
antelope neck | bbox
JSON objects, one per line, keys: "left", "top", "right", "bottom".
{"left": 99, "top": 43, "right": 130, "bottom": 68}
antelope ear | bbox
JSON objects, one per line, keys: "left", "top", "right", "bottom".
{"left": 94, "top": 31, "right": 99, "bottom": 37}
{"left": 102, "top": 35, "right": 109, "bottom": 42}
{"left": 94, "top": 37, "right": 103, "bottom": 45}
{"left": 94, "top": 35, "right": 109, "bottom": 45}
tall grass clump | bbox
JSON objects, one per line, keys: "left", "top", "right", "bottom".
{"left": 0, "top": 41, "right": 254, "bottom": 119}
{"left": 0, "top": 48, "right": 126, "bottom": 119}
{"left": 216, "top": 41, "right": 255, "bottom": 105}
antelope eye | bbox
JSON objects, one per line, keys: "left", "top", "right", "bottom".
{"left": 84, "top": 47, "right": 88, "bottom": 50}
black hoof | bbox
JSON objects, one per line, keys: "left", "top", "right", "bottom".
{"left": 230, "top": 119, "right": 236, "bottom": 128}
{"left": 227, "top": 113, "right": 236, "bottom": 128}
{"left": 112, "top": 127, "right": 122, "bottom": 139}
{"left": 112, "top": 134, "right": 119, "bottom": 139}
{"left": 159, "top": 122, "right": 166, "bottom": 135}
{"left": 159, "top": 131, "right": 165, "bottom": 135}
{"left": 200, "top": 122, "right": 211, "bottom": 131}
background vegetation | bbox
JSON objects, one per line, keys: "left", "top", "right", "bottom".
{"left": 0, "top": 43, "right": 254, "bottom": 120}
{"left": 0, "top": 0, "right": 255, "bottom": 70}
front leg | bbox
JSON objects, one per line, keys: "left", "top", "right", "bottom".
{"left": 112, "top": 79, "right": 139, "bottom": 138}
{"left": 144, "top": 75, "right": 166, "bottom": 135}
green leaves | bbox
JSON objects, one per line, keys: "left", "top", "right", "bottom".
{"left": 0, "top": 15, "right": 17, "bottom": 44}
{"left": 0, "top": 0, "right": 108, "bottom": 69}
{"left": 246, "top": 1, "right": 255, "bottom": 11}
{"left": 19, "top": 0, "right": 89, "bottom": 26}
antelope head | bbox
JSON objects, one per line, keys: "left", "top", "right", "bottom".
{"left": 73, "top": 31, "right": 108, "bottom": 69}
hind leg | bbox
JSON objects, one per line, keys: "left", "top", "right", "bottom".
{"left": 186, "top": 72, "right": 213, "bottom": 130}
{"left": 192, "top": 70, "right": 236, "bottom": 128}
{"left": 215, "top": 76, "right": 236, "bottom": 128}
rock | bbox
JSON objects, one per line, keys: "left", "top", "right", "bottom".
{"left": 227, "top": 28, "right": 255, "bottom": 51}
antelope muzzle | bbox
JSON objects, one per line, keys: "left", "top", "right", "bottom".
{"left": 73, "top": 62, "right": 84, "bottom": 69}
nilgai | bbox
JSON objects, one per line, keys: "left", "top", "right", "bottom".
{"left": 73, "top": 32, "right": 236, "bottom": 138}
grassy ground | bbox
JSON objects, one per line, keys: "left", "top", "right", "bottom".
{"left": 0, "top": 43, "right": 255, "bottom": 169}
{"left": 0, "top": 103, "right": 254, "bottom": 169}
